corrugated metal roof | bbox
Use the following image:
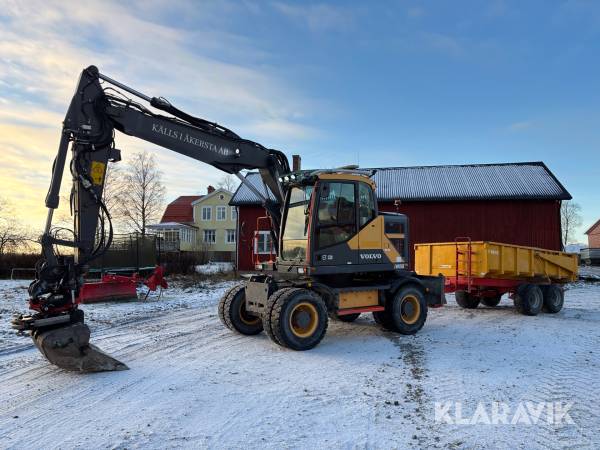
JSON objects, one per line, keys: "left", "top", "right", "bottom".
{"left": 230, "top": 162, "right": 571, "bottom": 206}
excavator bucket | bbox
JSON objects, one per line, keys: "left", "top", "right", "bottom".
{"left": 32, "top": 323, "right": 129, "bottom": 372}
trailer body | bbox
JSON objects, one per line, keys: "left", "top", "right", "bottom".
{"left": 415, "top": 240, "right": 578, "bottom": 285}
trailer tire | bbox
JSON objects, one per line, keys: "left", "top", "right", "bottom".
{"left": 330, "top": 312, "right": 361, "bottom": 322}
{"left": 455, "top": 290, "right": 480, "bottom": 309}
{"left": 269, "top": 288, "right": 328, "bottom": 350}
{"left": 514, "top": 284, "right": 543, "bottom": 316}
{"left": 218, "top": 284, "right": 263, "bottom": 335}
{"left": 541, "top": 284, "right": 564, "bottom": 313}
{"left": 390, "top": 285, "right": 428, "bottom": 335}
{"left": 481, "top": 295, "right": 502, "bottom": 307}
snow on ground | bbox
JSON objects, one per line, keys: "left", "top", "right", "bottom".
{"left": 579, "top": 265, "right": 600, "bottom": 279}
{"left": 0, "top": 277, "right": 599, "bottom": 449}
{"left": 196, "top": 262, "right": 234, "bottom": 274}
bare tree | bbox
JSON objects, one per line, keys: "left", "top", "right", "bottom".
{"left": 216, "top": 174, "right": 238, "bottom": 193}
{"left": 561, "top": 200, "right": 583, "bottom": 247}
{"left": 114, "top": 151, "right": 166, "bottom": 237}
{"left": 0, "top": 198, "right": 31, "bottom": 256}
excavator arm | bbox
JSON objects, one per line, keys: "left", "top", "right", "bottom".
{"left": 12, "top": 66, "right": 290, "bottom": 371}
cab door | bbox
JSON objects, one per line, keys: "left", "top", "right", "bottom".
{"left": 312, "top": 181, "right": 358, "bottom": 267}
{"left": 357, "top": 181, "right": 386, "bottom": 265}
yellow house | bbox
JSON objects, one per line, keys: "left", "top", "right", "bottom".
{"left": 191, "top": 188, "right": 237, "bottom": 261}
{"left": 148, "top": 187, "right": 237, "bottom": 262}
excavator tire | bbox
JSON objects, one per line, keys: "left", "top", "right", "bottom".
{"left": 267, "top": 288, "right": 328, "bottom": 350}
{"left": 373, "top": 309, "right": 395, "bottom": 330}
{"left": 263, "top": 288, "right": 297, "bottom": 346}
{"left": 329, "top": 312, "right": 361, "bottom": 322}
{"left": 218, "top": 284, "right": 263, "bottom": 335}
{"left": 390, "top": 285, "right": 428, "bottom": 335}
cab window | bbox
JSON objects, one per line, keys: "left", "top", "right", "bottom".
{"left": 316, "top": 182, "right": 356, "bottom": 249}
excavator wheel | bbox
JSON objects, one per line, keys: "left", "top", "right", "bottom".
{"left": 218, "top": 284, "right": 263, "bottom": 335}
{"left": 265, "top": 288, "right": 328, "bottom": 350}
{"left": 263, "top": 288, "right": 296, "bottom": 346}
{"left": 390, "top": 285, "right": 428, "bottom": 335}
{"left": 373, "top": 309, "right": 395, "bottom": 330}
{"left": 329, "top": 312, "right": 361, "bottom": 323}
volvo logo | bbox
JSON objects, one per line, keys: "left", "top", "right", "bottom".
{"left": 360, "top": 253, "right": 382, "bottom": 260}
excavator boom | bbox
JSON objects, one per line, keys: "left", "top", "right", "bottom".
{"left": 12, "top": 66, "right": 290, "bottom": 371}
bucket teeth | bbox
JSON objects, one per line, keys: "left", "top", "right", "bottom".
{"left": 32, "top": 323, "right": 129, "bottom": 372}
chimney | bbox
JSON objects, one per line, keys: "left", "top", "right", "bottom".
{"left": 207, "top": 185, "right": 215, "bottom": 194}
{"left": 292, "top": 154, "right": 301, "bottom": 171}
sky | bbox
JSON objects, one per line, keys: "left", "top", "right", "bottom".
{"left": 0, "top": 0, "right": 598, "bottom": 242}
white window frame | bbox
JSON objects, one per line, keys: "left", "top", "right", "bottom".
{"left": 226, "top": 229, "right": 236, "bottom": 244}
{"left": 201, "top": 206, "right": 212, "bottom": 221}
{"left": 203, "top": 229, "right": 216, "bottom": 244}
{"left": 254, "top": 231, "right": 273, "bottom": 254}
{"left": 231, "top": 206, "right": 237, "bottom": 221}
{"left": 216, "top": 205, "right": 227, "bottom": 221}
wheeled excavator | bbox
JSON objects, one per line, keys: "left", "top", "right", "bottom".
{"left": 12, "top": 66, "right": 445, "bottom": 372}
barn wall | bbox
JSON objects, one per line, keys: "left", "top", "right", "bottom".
{"left": 588, "top": 223, "right": 600, "bottom": 248}
{"left": 236, "top": 205, "right": 272, "bottom": 271}
{"left": 235, "top": 199, "right": 562, "bottom": 271}
{"left": 379, "top": 199, "right": 562, "bottom": 268}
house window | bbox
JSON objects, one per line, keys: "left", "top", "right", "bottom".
{"left": 164, "top": 230, "right": 179, "bottom": 242}
{"left": 203, "top": 229, "right": 216, "bottom": 244}
{"left": 216, "top": 205, "right": 227, "bottom": 221}
{"left": 226, "top": 229, "right": 236, "bottom": 244}
{"left": 255, "top": 231, "right": 273, "bottom": 254}
{"left": 201, "top": 206, "right": 212, "bottom": 221}
{"left": 231, "top": 206, "right": 237, "bottom": 221}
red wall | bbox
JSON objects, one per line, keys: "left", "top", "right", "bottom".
{"left": 588, "top": 223, "right": 600, "bottom": 248}
{"left": 236, "top": 200, "right": 562, "bottom": 271}
{"left": 237, "top": 205, "right": 273, "bottom": 271}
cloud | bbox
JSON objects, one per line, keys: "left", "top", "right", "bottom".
{"left": 0, "top": 0, "right": 319, "bottom": 232}
{"left": 271, "top": 2, "right": 354, "bottom": 32}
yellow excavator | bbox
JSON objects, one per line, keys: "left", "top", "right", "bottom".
{"left": 12, "top": 66, "right": 445, "bottom": 371}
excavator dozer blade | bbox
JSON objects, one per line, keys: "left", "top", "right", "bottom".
{"left": 32, "top": 322, "right": 129, "bottom": 372}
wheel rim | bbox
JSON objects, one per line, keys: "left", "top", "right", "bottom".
{"left": 400, "top": 295, "right": 421, "bottom": 325}
{"left": 238, "top": 300, "right": 260, "bottom": 326}
{"left": 531, "top": 291, "right": 542, "bottom": 309}
{"left": 289, "top": 302, "right": 319, "bottom": 338}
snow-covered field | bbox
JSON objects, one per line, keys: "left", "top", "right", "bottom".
{"left": 0, "top": 275, "right": 599, "bottom": 449}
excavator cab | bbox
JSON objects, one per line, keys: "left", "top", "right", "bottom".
{"left": 276, "top": 170, "right": 409, "bottom": 276}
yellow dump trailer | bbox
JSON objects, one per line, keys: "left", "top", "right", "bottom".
{"left": 414, "top": 240, "right": 578, "bottom": 316}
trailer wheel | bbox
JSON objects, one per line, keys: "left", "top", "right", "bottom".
{"left": 541, "top": 284, "right": 564, "bottom": 313}
{"left": 514, "top": 284, "right": 543, "bottom": 316}
{"left": 390, "top": 286, "right": 428, "bottom": 335}
{"left": 330, "top": 312, "right": 361, "bottom": 322}
{"left": 218, "top": 284, "right": 263, "bottom": 335}
{"left": 481, "top": 295, "right": 502, "bottom": 307}
{"left": 267, "top": 288, "right": 328, "bottom": 350}
{"left": 455, "top": 290, "right": 480, "bottom": 309}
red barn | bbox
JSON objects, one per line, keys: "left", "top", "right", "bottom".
{"left": 230, "top": 162, "right": 571, "bottom": 271}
